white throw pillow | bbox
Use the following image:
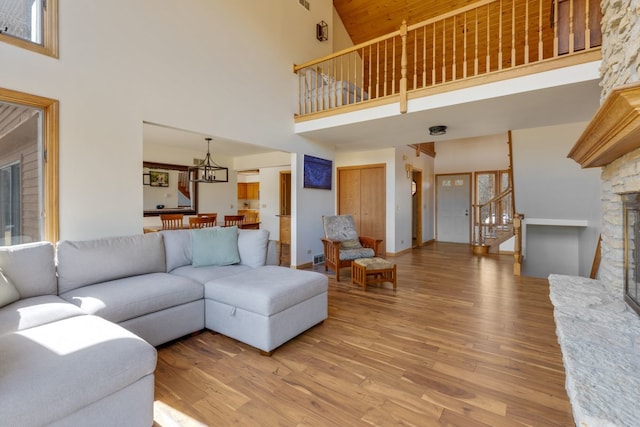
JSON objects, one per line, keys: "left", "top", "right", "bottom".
{"left": 0, "top": 268, "right": 20, "bottom": 308}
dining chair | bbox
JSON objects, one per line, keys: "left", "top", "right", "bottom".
{"left": 224, "top": 215, "right": 245, "bottom": 227}
{"left": 160, "top": 214, "right": 184, "bottom": 230}
{"left": 189, "top": 216, "right": 217, "bottom": 229}
{"left": 196, "top": 213, "right": 217, "bottom": 224}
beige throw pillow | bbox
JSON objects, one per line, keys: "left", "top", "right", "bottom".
{"left": 340, "top": 238, "right": 362, "bottom": 250}
{"left": 0, "top": 269, "right": 20, "bottom": 308}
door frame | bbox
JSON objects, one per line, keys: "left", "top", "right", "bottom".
{"left": 412, "top": 169, "right": 423, "bottom": 247}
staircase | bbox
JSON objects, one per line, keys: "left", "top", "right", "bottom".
{"left": 471, "top": 130, "right": 524, "bottom": 275}
{"left": 472, "top": 188, "right": 515, "bottom": 254}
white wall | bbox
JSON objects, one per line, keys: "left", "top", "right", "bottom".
{"left": 1, "top": 0, "right": 336, "bottom": 264}
{"left": 512, "top": 122, "right": 602, "bottom": 277}
{"left": 434, "top": 133, "right": 510, "bottom": 174}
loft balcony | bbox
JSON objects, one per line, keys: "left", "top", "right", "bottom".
{"left": 294, "top": 0, "right": 602, "bottom": 146}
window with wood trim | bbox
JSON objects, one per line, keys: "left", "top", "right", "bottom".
{"left": 0, "top": 0, "right": 58, "bottom": 58}
{"left": 0, "top": 87, "right": 59, "bottom": 244}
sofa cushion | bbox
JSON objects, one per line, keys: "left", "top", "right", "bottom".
{"left": 0, "top": 315, "right": 156, "bottom": 427}
{"left": 204, "top": 266, "right": 328, "bottom": 316}
{"left": 170, "top": 263, "right": 252, "bottom": 285}
{"left": 0, "top": 241, "right": 57, "bottom": 298}
{"left": 57, "top": 233, "right": 166, "bottom": 294}
{"left": 237, "top": 228, "right": 270, "bottom": 268}
{"left": 191, "top": 226, "right": 240, "bottom": 267}
{"left": 0, "top": 295, "right": 86, "bottom": 336}
{"left": 161, "top": 229, "right": 192, "bottom": 272}
{"left": 0, "top": 269, "right": 20, "bottom": 308}
{"left": 59, "top": 272, "right": 203, "bottom": 323}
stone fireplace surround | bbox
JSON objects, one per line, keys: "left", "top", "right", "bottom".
{"left": 560, "top": 83, "right": 640, "bottom": 425}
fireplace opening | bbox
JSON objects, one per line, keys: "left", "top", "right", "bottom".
{"left": 623, "top": 193, "right": 640, "bottom": 316}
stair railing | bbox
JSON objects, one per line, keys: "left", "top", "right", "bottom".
{"left": 473, "top": 188, "right": 514, "bottom": 247}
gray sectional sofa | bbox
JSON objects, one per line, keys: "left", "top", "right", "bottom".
{"left": 0, "top": 228, "right": 328, "bottom": 426}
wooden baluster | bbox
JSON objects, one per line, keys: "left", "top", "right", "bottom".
{"left": 452, "top": 15, "right": 457, "bottom": 81}
{"left": 442, "top": 19, "right": 446, "bottom": 82}
{"left": 538, "top": 0, "right": 544, "bottom": 60}
{"left": 498, "top": 0, "right": 503, "bottom": 70}
{"left": 360, "top": 48, "right": 364, "bottom": 104}
{"left": 569, "top": 0, "right": 575, "bottom": 53}
{"left": 413, "top": 29, "right": 418, "bottom": 89}
{"left": 511, "top": 0, "right": 516, "bottom": 67}
{"left": 422, "top": 26, "right": 427, "bottom": 87}
{"left": 486, "top": 4, "right": 491, "bottom": 72}
{"left": 432, "top": 23, "right": 436, "bottom": 85}
{"left": 553, "top": 0, "right": 559, "bottom": 56}
{"left": 392, "top": 36, "right": 397, "bottom": 94}
{"left": 463, "top": 13, "right": 468, "bottom": 79}
{"left": 376, "top": 42, "right": 380, "bottom": 98}
{"left": 400, "top": 21, "right": 408, "bottom": 113}
{"left": 474, "top": 9, "right": 479, "bottom": 76}
{"left": 585, "top": 0, "right": 591, "bottom": 49}
{"left": 524, "top": 0, "right": 530, "bottom": 64}
{"left": 368, "top": 45, "right": 372, "bottom": 98}
{"left": 384, "top": 39, "right": 388, "bottom": 96}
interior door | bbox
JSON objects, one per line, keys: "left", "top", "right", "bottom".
{"left": 436, "top": 174, "right": 471, "bottom": 243}
{"left": 338, "top": 165, "right": 386, "bottom": 255}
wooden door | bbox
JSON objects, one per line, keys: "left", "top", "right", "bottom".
{"left": 338, "top": 165, "right": 386, "bottom": 255}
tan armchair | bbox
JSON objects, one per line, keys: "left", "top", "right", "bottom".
{"left": 321, "top": 215, "right": 382, "bottom": 281}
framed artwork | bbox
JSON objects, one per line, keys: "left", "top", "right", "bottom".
{"left": 150, "top": 171, "right": 169, "bottom": 187}
{"left": 303, "top": 155, "right": 332, "bottom": 190}
{"left": 143, "top": 173, "right": 151, "bottom": 185}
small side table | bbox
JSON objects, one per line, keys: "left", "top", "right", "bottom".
{"left": 351, "top": 257, "right": 397, "bottom": 290}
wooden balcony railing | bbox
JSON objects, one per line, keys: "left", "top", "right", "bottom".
{"left": 294, "top": 0, "right": 601, "bottom": 118}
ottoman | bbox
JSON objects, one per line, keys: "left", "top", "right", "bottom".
{"left": 352, "top": 257, "right": 397, "bottom": 290}
{"left": 203, "top": 265, "right": 328, "bottom": 355}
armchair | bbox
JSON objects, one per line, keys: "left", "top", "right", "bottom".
{"left": 321, "top": 215, "right": 383, "bottom": 281}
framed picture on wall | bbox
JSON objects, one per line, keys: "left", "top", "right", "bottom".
{"left": 143, "top": 173, "right": 151, "bottom": 185}
{"left": 150, "top": 171, "right": 169, "bottom": 187}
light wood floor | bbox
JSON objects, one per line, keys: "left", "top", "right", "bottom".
{"left": 153, "top": 242, "right": 574, "bottom": 427}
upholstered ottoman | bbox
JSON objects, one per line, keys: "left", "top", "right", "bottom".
{"left": 204, "top": 265, "right": 328, "bottom": 355}
{"left": 351, "top": 257, "right": 397, "bottom": 290}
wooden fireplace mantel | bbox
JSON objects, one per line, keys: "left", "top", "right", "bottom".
{"left": 568, "top": 82, "right": 640, "bottom": 168}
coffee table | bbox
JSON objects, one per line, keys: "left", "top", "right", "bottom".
{"left": 351, "top": 257, "right": 397, "bottom": 290}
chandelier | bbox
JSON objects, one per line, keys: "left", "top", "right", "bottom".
{"left": 189, "top": 138, "right": 229, "bottom": 183}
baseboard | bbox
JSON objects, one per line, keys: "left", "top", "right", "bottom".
{"left": 295, "top": 262, "right": 313, "bottom": 269}
{"left": 386, "top": 247, "right": 413, "bottom": 257}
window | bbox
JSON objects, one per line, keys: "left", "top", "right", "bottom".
{"left": 0, "top": 87, "right": 58, "bottom": 244}
{"left": 0, "top": 0, "right": 58, "bottom": 57}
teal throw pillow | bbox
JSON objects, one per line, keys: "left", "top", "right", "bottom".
{"left": 191, "top": 226, "right": 240, "bottom": 267}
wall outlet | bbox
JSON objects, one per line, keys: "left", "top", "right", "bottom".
{"left": 307, "top": 249, "right": 312, "bottom": 254}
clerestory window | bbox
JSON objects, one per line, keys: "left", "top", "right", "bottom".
{"left": 0, "top": 0, "right": 58, "bottom": 58}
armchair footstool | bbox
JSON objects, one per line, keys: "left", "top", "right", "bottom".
{"left": 351, "top": 257, "right": 397, "bottom": 290}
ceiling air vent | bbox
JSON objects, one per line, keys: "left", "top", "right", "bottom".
{"left": 298, "top": 0, "right": 310, "bottom": 11}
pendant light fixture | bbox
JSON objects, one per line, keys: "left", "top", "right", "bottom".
{"left": 189, "top": 137, "right": 229, "bottom": 183}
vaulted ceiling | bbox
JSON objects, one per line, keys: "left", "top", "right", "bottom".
{"left": 334, "top": 0, "right": 481, "bottom": 45}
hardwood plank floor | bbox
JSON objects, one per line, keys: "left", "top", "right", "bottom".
{"left": 153, "top": 242, "right": 574, "bottom": 426}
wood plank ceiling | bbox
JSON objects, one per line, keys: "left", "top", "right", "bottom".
{"left": 334, "top": 0, "right": 483, "bottom": 45}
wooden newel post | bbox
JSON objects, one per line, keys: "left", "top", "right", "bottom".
{"left": 513, "top": 213, "right": 524, "bottom": 275}
{"left": 400, "top": 20, "right": 408, "bottom": 114}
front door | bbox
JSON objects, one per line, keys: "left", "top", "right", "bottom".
{"left": 436, "top": 173, "right": 471, "bottom": 243}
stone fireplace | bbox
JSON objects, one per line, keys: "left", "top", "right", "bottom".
{"left": 551, "top": 0, "right": 640, "bottom": 425}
